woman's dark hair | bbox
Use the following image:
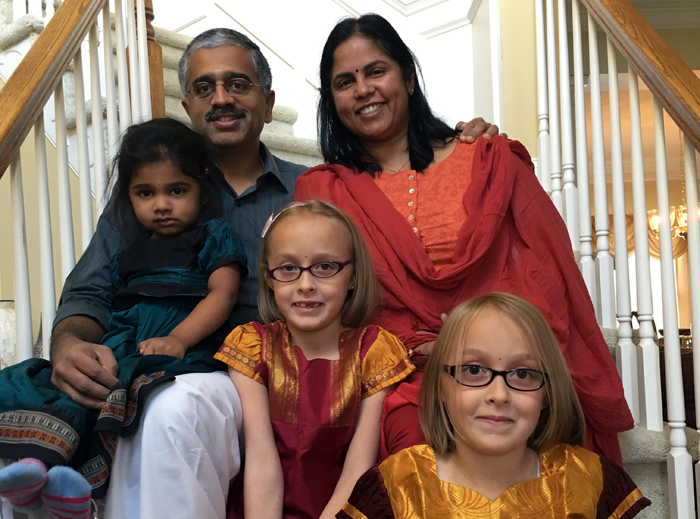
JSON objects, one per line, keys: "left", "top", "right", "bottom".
{"left": 108, "top": 117, "right": 221, "bottom": 234}
{"left": 318, "top": 14, "right": 458, "bottom": 175}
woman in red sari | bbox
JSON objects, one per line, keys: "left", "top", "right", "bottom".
{"left": 295, "top": 13, "right": 633, "bottom": 464}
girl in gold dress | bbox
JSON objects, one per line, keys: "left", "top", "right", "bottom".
{"left": 339, "top": 293, "right": 649, "bottom": 519}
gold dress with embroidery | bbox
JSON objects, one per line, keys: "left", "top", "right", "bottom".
{"left": 215, "top": 321, "right": 414, "bottom": 519}
{"left": 339, "top": 444, "right": 650, "bottom": 519}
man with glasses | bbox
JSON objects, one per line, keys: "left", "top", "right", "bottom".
{"left": 47, "top": 28, "right": 498, "bottom": 518}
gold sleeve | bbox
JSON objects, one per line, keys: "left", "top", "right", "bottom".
{"left": 361, "top": 327, "right": 415, "bottom": 399}
{"left": 214, "top": 323, "right": 265, "bottom": 385}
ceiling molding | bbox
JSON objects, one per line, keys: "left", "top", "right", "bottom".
{"left": 420, "top": 16, "right": 469, "bottom": 39}
{"left": 331, "top": 0, "right": 360, "bottom": 18}
{"left": 381, "top": 0, "right": 450, "bottom": 17}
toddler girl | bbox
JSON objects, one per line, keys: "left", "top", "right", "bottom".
{"left": 340, "top": 292, "right": 650, "bottom": 518}
{"left": 215, "top": 200, "right": 414, "bottom": 519}
{"left": 0, "top": 118, "right": 247, "bottom": 518}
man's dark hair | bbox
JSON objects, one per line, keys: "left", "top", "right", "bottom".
{"left": 318, "top": 13, "right": 458, "bottom": 175}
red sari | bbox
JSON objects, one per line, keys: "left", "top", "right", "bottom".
{"left": 295, "top": 137, "right": 633, "bottom": 464}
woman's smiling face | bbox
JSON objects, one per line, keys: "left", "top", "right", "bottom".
{"left": 330, "top": 35, "right": 414, "bottom": 146}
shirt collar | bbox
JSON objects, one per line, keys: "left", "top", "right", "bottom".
{"left": 259, "top": 142, "right": 293, "bottom": 193}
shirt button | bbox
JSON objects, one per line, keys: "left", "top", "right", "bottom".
{"left": 413, "top": 227, "right": 418, "bottom": 233}
{"left": 408, "top": 215, "right": 414, "bottom": 220}
{"left": 409, "top": 188, "right": 415, "bottom": 194}
{"left": 408, "top": 201, "right": 413, "bottom": 207}
{"left": 408, "top": 175, "right": 414, "bottom": 180}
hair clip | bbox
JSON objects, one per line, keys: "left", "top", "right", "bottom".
{"left": 261, "top": 212, "right": 277, "bottom": 238}
{"left": 204, "top": 168, "right": 209, "bottom": 175}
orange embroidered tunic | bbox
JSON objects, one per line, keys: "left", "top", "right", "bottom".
{"left": 215, "top": 321, "right": 414, "bottom": 519}
{"left": 372, "top": 141, "right": 474, "bottom": 270}
{"left": 339, "top": 444, "right": 650, "bottom": 519}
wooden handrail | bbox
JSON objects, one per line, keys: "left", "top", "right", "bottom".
{"left": 0, "top": 0, "right": 106, "bottom": 179}
{"left": 584, "top": 0, "right": 700, "bottom": 151}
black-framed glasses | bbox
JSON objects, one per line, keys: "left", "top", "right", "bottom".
{"left": 443, "top": 364, "right": 548, "bottom": 392}
{"left": 187, "top": 77, "right": 263, "bottom": 101}
{"left": 267, "top": 260, "right": 353, "bottom": 283}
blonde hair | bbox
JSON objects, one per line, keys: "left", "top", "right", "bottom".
{"left": 421, "top": 292, "right": 586, "bottom": 455}
{"left": 258, "top": 200, "right": 382, "bottom": 328}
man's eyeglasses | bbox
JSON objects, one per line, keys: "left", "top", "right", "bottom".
{"left": 187, "top": 78, "right": 263, "bottom": 101}
{"left": 443, "top": 364, "right": 548, "bottom": 392}
{"left": 267, "top": 260, "right": 353, "bottom": 283}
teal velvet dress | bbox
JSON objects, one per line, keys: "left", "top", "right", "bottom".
{"left": 0, "top": 218, "right": 246, "bottom": 497}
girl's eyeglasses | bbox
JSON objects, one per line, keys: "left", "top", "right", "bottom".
{"left": 443, "top": 364, "right": 548, "bottom": 392}
{"left": 267, "top": 260, "right": 353, "bottom": 283}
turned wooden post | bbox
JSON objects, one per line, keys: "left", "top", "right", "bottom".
{"left": 143, "top": 0, "right": 165, "bottom": 117}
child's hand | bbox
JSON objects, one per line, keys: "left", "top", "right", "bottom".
{"left": 139, "top": 336, "right": 188, "bottom": 359}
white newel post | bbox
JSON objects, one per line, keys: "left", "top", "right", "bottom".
{"left": 587, "top": 13, "right": 615, "bottom": 328}
{"left": 606, "top": 38, "right": 639, "bottom": 423}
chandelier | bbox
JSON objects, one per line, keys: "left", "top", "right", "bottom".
{"left": 648, "top": 206, "right": 692, "bottom": 239}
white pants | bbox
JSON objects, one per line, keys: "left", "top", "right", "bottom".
{"left": 103, "top": 372, "right": 243, "bottom": 519}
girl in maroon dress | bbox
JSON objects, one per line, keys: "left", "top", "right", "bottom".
{"left": 215, "top": 200, "right": 414, "bottom": 519}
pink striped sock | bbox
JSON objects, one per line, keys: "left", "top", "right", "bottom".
{"left": 41, "top": 466, "right": 92, "bottom": 519}
{"left": 0, "top": 458, "right": 48, "bottom": 513}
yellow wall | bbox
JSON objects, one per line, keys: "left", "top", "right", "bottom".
{"left": 0, "top": 78, "right": 91, "bottom": 343}
{"left": 499, "top": 0, "right": 538, "bottom": 156}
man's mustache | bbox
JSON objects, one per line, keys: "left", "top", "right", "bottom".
{"left": 205, "top": 106, "right": 246, "bottom": 122}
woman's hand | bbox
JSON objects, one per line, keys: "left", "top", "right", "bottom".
{"left": 139, "top": 336, "right": 188, "bottom": 359}
{"left": 456, "top": 118, "right": 504, "bottom": 142}
{"left": 414, "top": 313, "right": 449, "bottom": 355}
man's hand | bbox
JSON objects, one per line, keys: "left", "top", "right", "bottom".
{"left": 51, "top": 340, "right": 119, "bottom": 409}
{"left": 456, "top": 118, "right": 502, "bottom": 143}
{"left": 139, "top": 336, "right": 188, "bottom": 359}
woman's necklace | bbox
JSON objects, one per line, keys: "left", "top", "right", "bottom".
{"left": 382, "top": 156, "right": 411, "bottom": 174}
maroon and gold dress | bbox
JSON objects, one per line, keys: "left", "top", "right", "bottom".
{"left": 338, "top": 444, "right": 650, "bottom": 519}
{"left": 215, "top": 321, "right": 414, "bottom": 519}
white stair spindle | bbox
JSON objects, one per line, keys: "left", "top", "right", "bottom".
{"left": 103, "top": 6, "right": 120, "bottom": 164}
{"left": 587, "top": 13, "right": 615, "bottom": 328}
{"left": 115, "top": 0, "right": 132, "bottom": 133}
{"left": 654, "top": 99, "right": 695, "bottom": 519}
{"left": 557, "top": 0, "right": 579, "bottom": 249}
{"left": 629, "top": 70, "right": 663, "bottom": 431}
{"left": 45, "top": 0, "right": 56, "bottom": 20}
{"left": 10, "top": 153, "right": 33, "bottom": 362}
{"left": 90, "top": 21, "right": 107, "bottom": 216}
{"left": 545, "top": 0, "right": 562, "bottom": 214}
{"left": 571, "top": 0, "right": 595, "bottom": 302}
{"left": 535, "top": 0, "right": 550, "bottom": 194}
{"left": 126, "top": 0, "right": 142, "bottom": 123}
{"left": 136, "top": 0, "right": 151, "bottom": 120}
{"left": 73, "top": 49, "right": 95, "bottom": 250}
{"left": 34, "top": 114, "right": 56, "bottom": 360}
{"left": 27, "top": 0, "right": 42, "bottom": 19}
{"left": 607, "top": 37, "right": 639, "bottom": 423}
{"left": 684, "top": 137, "right": 700, "bottom": 517}
{"left": 12, "top": 0, "right": 26, "bottom": 21}
{"left": 54, "top": 79, "right": 76, "bottom": 282}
